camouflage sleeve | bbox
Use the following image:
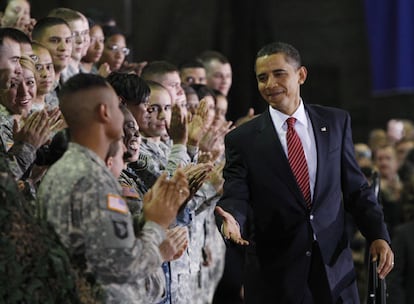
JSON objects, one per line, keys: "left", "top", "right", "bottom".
{"left": 186, "top": 144, "right": 199, "bottom": 163}
{"left": 70, "top": 178, "right": 166, "bottom": 285}
{"left": 166, "top": 144, "right": 191, "bottom": 175}
{"left": 7, "top": 141, "right": 37, "bottom": 178}
{"left": 187, "top": 182, "right": 221, "bottom": 216}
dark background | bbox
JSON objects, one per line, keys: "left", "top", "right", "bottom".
{"left": 31, "top": 0, "right": 414, "bottom": 143}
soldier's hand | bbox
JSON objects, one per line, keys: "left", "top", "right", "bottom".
{"left": 187, "top": 114, "right": 204, "bottom": 147}
{"left": 14, "top": 110, "right": 51, "bottom": 148}
{"left": 159, "top": 226, "right": 188, "bottom": 261}
{"left": 167, "top": 104, "right": 187, "bottom": 145}
{"left": 143, "top": 170, "right": 189, "bottom": 229}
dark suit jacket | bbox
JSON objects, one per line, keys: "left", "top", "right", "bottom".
{"left": 387, "top": 221, "right": 414, "bottom": 304}
{"left": 218, "top": 104, "right": 390, "bottom": 304}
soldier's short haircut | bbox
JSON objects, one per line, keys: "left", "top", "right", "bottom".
{"left": 141, "top": 60, "right": 178, "bottom": 81}
{"left": 32, "top": 17, "right": 70, "bottom": 41}
{"left": 59, "top": 73, "right": 108, "bottom": 100}
{"left": 48, "top": 7, "right": 83, "bottom": 23}
{"left": 0, "top": 27, "right": 30, "bottom": 46}
{"left": 198, "top": 50, "right": 229, "bottom": 65}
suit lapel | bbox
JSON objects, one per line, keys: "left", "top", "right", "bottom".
{"left": 305, "top": 105, "right": 330, "bottom": 208}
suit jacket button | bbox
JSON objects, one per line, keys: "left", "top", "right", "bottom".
{"left": 306, "top": 251, "right": 311, "bottom": 257}
{"left": 310, "top": 214, "right": 314, "bottom": 220}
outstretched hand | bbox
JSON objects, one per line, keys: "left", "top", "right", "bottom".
{"left": 215, "top": 206, "right": 249, "bottom": 245}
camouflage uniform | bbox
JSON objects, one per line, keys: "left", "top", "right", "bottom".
{"left": 201, "top": 207, "right": 226, "bottom": 303}
{"left": 30, "top": 92, "right": 59, "bottom": 112}
{"left": 119, "top": 167, "right": 147, "bottom": 218}
{"left": 0, "top": 104, "right": 37, "bottom": 179}
{"left": 134, "top": 137, "right": 223, "bottom": 304}
{"left": 37, "top": 143, "right": 167, "bottom": 303}
{"left": 135, "top": 137, "right": 190, "bottom": 187}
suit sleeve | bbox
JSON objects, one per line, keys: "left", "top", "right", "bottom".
{"left": 340, "top": 113, "right": 390, "bottom": 244}
{"left": 217, "top": 132, "right": 251, "bottom": 235}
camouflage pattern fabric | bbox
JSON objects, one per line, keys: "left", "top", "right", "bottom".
{"left": 37, "top": 143, "right": 167, "bottom": 303}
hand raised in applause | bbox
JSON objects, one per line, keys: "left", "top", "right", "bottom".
{"left": 159, "top": 226, "right": 189, "bottom": 261}
{"left": 181, "top": 162, "right": 213, "bottom": 200}
{"left": 187, "top": 99, "right": 209, "bottom": 147}
{"left": 13, "top": 110, "right": 51, "bottom": 148}
{"left": 167, "top": 104, "right": 187, "bottom": 145}
{"left": 234, "top": 107, "right": 257, "bottom": 127}
{"left": 143, "top": 169, "right": 189, "bottom": 229}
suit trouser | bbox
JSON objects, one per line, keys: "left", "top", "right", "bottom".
{"left": 305, "top": 242, "right": 335, "bottom": 304}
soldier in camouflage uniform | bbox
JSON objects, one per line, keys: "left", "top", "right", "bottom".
{"left": 37, "top": 74, "right": 190, "bottom": 303}
{"left": 0, "top": 28, "right": 53, "bottom": 180}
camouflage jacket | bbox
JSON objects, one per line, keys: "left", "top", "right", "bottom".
{"left": 37, "top": 143, "right": 167, "bottom": 303}
{"left": 0, "top": 104, "right": 37, "bottom": 179}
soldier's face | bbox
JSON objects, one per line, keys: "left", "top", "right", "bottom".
{"left": 0, "top": 38, "right": 22, "bottom": 86}
{"left": 123, "top": 111, "right": 140, "bottom": 163}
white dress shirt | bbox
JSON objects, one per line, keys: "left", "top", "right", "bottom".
{"left": 268, "top": 100, "right": 317, "bottom": 200}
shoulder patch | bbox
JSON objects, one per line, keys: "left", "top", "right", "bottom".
{"left": 107, "top": 194, "right": 129, "bottom": 214}
{"left": 121, "top": 186, "right": 140, "bottom": 199}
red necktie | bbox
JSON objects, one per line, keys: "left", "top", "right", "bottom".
{"left": 286, "top": 117, "right": 312, "bottom": 208}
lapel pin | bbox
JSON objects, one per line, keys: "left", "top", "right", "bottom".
{"left": 321, "top": 127, "right": 327, "bottom": 132}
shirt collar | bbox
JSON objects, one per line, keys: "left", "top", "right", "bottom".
{"left": 269, "top": 99, "right": 308, "bottom": 129}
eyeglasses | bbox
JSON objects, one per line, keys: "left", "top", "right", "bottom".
{"left": 106, "top": 44, "right": 130, "bottom": 56}
{"left": 72, "top": 30, "right": 89, "bottom": 38}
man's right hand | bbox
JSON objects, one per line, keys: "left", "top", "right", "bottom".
{"left": 215, "top": 206, "right": 249, "bottom": 245}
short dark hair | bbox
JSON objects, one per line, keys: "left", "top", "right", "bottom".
{"left": 107, "top": 72, "right": 150, "bottom": 106}
{"left": 59, "top": 73, "right": 108, "bottom": 100}
{"left": 198, "top": 50, "right": 229, "bottom": 64}
{"left": 48, "top": 7, "right": 83, "bottom": 23}
{"left": 190, "top": 84, "right": 216, "bottom": 102}
{"left": 0, "top": 27, "right": 30, "bottom": 46}
{"left": 141, "top": 60, "right": 178, "bottom": 80}
{"left": 256, "top": 42, "right": 302, "bottom": 69}
{"left": 101, "top": 25, "right": 124, "bottom": 40}
{"left": 179, "top": 59, "right": 205, "bottom": 70}
{"left": 32, "top": 17, "right": 71, "bottom": 41}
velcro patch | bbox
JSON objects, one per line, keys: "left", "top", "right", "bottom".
{"left": 112, "top": 220, "right": 128, "bottom": 239}
{"left": 122, "top": 186, "right": 140, "bottom": 199}
{"left": 107, "top": 194, "right": 129, "bottom": 214}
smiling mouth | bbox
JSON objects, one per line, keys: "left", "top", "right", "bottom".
{"left": 17, "top": 99, "right": 30, "bottom": 106}
{"left": 128, "top": 140, "right": 139, "bottom": 151}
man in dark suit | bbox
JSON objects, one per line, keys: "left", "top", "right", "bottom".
{"left": 216, "top": 42, "right": 394, "bottom": 303}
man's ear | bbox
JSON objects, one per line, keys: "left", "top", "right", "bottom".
{"left": 106, "top": 156, "right": 113, "bottom": 168}
{"left": 97, "top": 103, "right": 110, "bottom": 123}
{"left": 298, "top": 66, "right": 307, "bottom": 85}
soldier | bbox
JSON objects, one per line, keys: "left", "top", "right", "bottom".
{"left": 37, "top": 73, "right": 190, "bottom": 303}
{"left": 0, "top": 28, "right": 56, "bottom": 180}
